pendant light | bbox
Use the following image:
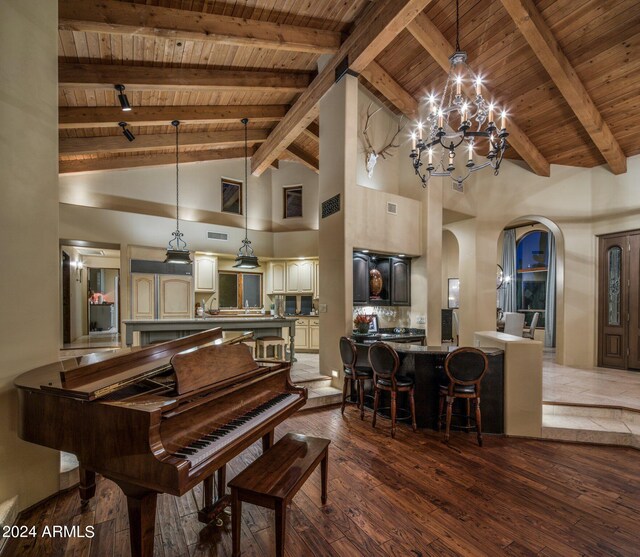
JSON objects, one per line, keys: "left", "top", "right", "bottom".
{"left": 233, "top": 118, "right": 260, "bottom": 269}
{"left": 164, "top": 120, "right": 192, "bottom": 264}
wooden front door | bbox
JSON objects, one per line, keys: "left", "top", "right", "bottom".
{"left": 598, "top": 231, "right": 640, "bottom": 370}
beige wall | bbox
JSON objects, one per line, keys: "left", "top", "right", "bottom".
{"left": 270, "top": 161, "right": 319, "bottom": 232}
{"left": 442, "top": 155, "right": 640, "bottom": 368}
{"left": 0, "top": 0, "right": 60, "bottom": 511}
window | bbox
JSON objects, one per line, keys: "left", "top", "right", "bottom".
{"left": 218, "top": 271, "right": 262, "bottom": 309}
{"left": 283, "top": 186, "right": 303, "bottom": 218}
{"left": 221, "top": 178, "right": 242, "bottom": 214}
{"left": 516, "top": 230, "right": 548, "bottom": 327}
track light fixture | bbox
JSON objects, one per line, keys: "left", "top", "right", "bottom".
{"left": 115, "top": 84, "right": 131, "bottom": 111}
{"left": 118, "top": 122, "right": 135, "bottom": 142}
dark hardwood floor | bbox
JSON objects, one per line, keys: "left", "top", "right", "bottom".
{"left": 5, "top": 407, "right": 640, "bottom": 557}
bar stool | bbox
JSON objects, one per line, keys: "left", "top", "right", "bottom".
{"left": 438, "top": 347, "right": 489, "bottom": 446}
{"left": 339, "top": 337, "right": 372, "bottom": 419}
{"left": 222, "top": 331, "right": 256, "bottom": 357}
{"left": 256, "top": 336, "right": 286, "bottom": 360}
{"left": 368, "top": 342, "right": 417, "bottom": 438}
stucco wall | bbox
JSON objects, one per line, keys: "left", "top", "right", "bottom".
{"left": 0, "top": 0, "right": 60, "bottom": 511}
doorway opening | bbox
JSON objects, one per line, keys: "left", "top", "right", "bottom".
{"left": 60, "top": 240, "right": 121, "bottom": 350}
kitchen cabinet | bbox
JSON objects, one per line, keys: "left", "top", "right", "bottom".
{"left": 353, "top": 253, "right": 370, "bottom": 306}
{"left": 294, "top": 318, "right": 309, "bottom": 349}
{"left": 309, "top": 317, "right": 320, "bottom": 350}
{"left": 286, "top": 261, "right": 314, "bottom": 293}
{"left": 314, "top": 260, "right": 320, "bottom": 299}
{"left": 390, "top": 257, "right": 411, "bottom": 306}
{"left": 195, "top": 255, "right": 217, "bottom": 292}
{"left": 159, "top": 276, "right": 193, "bottom": 319}
{"left": 353, "top": 252, "right": 411, "bottom": 306}
{"left": 267, "top": 261, "right": 287, "bottom": 294}
{"left": 132, "top": 274, "right": 155, "bottom": 320}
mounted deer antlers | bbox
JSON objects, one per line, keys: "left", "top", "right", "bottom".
{"left": 362, "top": 102, "right": 405, "bottom": 178}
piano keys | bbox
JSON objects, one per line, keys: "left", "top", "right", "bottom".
{"left": 14, "top": 328, "right": 307, "bottom": 557}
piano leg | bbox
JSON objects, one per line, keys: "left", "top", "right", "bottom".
{"left": 78, "top": 467, "right": 96, "bottom": 505}
{"left": 119, "top": 483, "right": 158, "bottom": 557}
{"left": 262, "top": 430, "right": 274, "bottom": 452}
{"left": 198, "top": 465, "right": 230, "bottom": 525}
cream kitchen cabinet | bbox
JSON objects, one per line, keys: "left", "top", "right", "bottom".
{"left": 131, "top": 274, "right": 156, "bottom": 320}
{"left": 267, "top": 261, "right": 287, "bottom": 294}
{"left": 309, "top": 317, "right": 320, "bottom": 350}
{"left": 159, "top": 275, "right": 193, "bottom": 319}
{"left": 294, "top": 318, "right": 309, "bottom": 349}
{"left": 286, "top": 260, "right": 314, "bottom": 293}
{"left": 195, "top": 255, "right": 217, "bottom": 292}
{"left": 313, "top": 260, "right": 320, "bottom": 299}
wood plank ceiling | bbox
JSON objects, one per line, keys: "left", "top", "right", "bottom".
{"left": 58, "top": 0, "right": 640, "bottom": 175}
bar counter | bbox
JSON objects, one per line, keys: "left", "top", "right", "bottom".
{"left": 351, "top": 339, "right": 505, "bottom": 433}
{"left": 123, "top": 316, "right": 297, "bottom": 358}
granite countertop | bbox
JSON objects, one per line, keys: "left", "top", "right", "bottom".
{"left": 351, "top": 328, "right": 426, "bottom": 344}
{"left": 123, "top": 316, "right": 297, "bottom": 324}
{"left": 384, "top": 341, "right": 503, "bottom": 355}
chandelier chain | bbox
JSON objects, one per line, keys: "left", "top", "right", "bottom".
{"left": 455, "top": 0, "right": 460, "bottom": 52}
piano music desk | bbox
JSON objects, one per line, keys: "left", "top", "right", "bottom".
{"left": 229, "top": 433, "right": 330, "bottom": 557}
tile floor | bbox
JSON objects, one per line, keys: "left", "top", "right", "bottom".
{"left": 62, "top": 332, "right": 120, "bottom": 350}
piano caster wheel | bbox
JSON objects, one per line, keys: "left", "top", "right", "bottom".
{"left": 224, "top": 507, "right": 232, "bottom": 516}
{"left": 215, "top": 518, "right": 223, "bottom": 527}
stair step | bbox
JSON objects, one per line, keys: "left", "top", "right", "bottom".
{"left": 542, "top": 404, "right": 640, "bottom": 449}
{"left": 304, "top": 386, "right": 343, "bottom": 410}
{"left": 292, "top": 375, "right": 333, "bottom": 390}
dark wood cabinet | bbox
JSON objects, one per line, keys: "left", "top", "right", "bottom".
{"left": 353, "top": 253, "right": 370, "bottom": 306}
{"left": 353, "top": 252, "right": 411, "bottom": 307}
{"left": 390, "top": 257, "right": 410, "bottom": 306}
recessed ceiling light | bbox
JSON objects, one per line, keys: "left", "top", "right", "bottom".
{"left": 362, "top": 249, "right": 370, "bottom": 253}
{"left": 398, "top": 254, "right": 405, "bottom": 257}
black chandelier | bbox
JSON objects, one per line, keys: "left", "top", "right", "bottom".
{"left": 410, "top": 0, "right": 509, "bottom": 188}
{"left": 233, "top": 118, "right": 260, "bottom": 269}
{"left": 164, "top": 120, "right": 192, "bottom": 264}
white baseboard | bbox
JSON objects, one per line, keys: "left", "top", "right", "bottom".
{"left": 0, "top": 496, "right": 19, "bottom": 556}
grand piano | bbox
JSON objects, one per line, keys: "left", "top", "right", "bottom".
{"left": 14, "top": 328, "right": 307, "bottom": 557}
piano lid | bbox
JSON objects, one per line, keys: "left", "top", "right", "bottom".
{"left": 14, "top": 328, "right": 225, "bottom": 401}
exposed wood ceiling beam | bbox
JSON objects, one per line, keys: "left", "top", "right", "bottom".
{"left": 59, "top": 147, "right": 252, "bottom": 174}
{"left": 251, "top": 0, "right": 434, "bottom": 176}
{"left": 301, "top": 122, "right": 320, "bottom": 141}
{"left": 407, "top": 12, "right": 550, "bottom": 177}
{"left": 285, "top": 145, "right": 319, "bottom": 173}
{"left": 58, "top": 0, "right": 342, "bottom": 54}
{"left": 59, "top": 105, "right": 288, "bottom": 129}
{"left": 59, "top": 129, "right": 268, "bottom": 156}
{"left": 360, "top": 61, "right": 419, "bottom": 119}
{"left": 59, "top": 63, "right": 313, "bottom": 92}
{"left": 500, "top": 0, "right": 626, "bottom": 174}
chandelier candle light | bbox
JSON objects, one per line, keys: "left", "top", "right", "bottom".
{"left": 410, "top": 0, "right": 509, "bottom": 188}
{"left": 164, "top": 120, "right": 192, "bottom": 264}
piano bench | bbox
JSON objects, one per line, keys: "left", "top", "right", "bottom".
{"left": 228, "top": 432, "right": 330, "bottom": 557}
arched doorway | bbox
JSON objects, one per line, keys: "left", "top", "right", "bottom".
{"left": 497, "top": 216, "right": 565, "bottom": 363}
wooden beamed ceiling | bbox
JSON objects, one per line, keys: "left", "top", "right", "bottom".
{"left": 58, "top": 0, "right": 639, "bottom": 176}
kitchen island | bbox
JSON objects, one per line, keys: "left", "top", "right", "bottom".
{"left": 123, "top": 316, "right": 298, "bottom": 360}
{"left": 351, "top": 340, "right": 505, "bottom": 433}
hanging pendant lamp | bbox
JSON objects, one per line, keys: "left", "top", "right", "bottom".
{"left": 164, "top": 120, "right": 192, "bottom": 264}
{"left": 233, "top": 118, "right": 260, "bottom": 269}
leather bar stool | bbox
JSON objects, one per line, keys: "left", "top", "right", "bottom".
{"left": 438, "top": 347, "right": 489, "bottom": 446}
{"left": 368, "top": 342, "right": 417, "bottom": 438}
{"left": 339, "top": 337, "right": 372, "bottom": 419}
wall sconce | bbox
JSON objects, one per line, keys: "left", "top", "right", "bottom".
{"left": 74, "top": 260, "right": 84, "bottom": 282}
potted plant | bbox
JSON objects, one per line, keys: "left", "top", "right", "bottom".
{"left": 353, "top": 313, "right": 372, "bottom": 334}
